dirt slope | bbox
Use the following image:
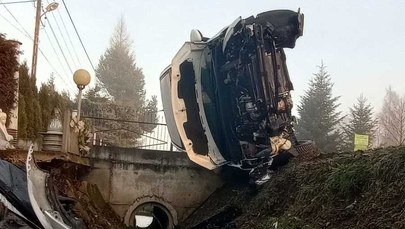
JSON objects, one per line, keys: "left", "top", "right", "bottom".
{"left": 183, "top": 147, "right": 405, "bottom": 229}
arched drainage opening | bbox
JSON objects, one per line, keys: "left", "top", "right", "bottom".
{"left": 132, "top": 202, "right": 173, "bottom": 229}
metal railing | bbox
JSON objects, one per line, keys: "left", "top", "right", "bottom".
{"left": 82, "top": 110, "right": 174, "bottom": 151}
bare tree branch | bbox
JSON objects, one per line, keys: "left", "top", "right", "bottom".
{"left": 378, "top": 88, "right": 405, "bottom": 146}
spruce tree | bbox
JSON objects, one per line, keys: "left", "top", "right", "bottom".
{"left": 96, "top": 17, "right": 145, "bottom": 108}
{"left": 91, "top": 17, "right": 158, "bottom": 147}
{"left": 296, "top": 63, "right": 343, "bottom": 153}
{"left": 342, "top": 94, "right": 376, "bottom": 151}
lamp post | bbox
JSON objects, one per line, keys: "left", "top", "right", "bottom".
{"left": 73, "top": 69, "right": 91, "bottom": 120}
{"left": 31, "top": 1, "right": 59, "bottom": 79}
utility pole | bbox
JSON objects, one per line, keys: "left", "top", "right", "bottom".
{"left": 31, "top": 0, "right": 41, "bottom": 79}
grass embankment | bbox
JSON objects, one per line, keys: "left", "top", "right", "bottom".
{"left": 184, "top": 147, "right": 405, "bottom": 229}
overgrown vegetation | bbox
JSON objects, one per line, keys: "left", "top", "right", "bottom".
{"left": 183, "top": 147, "right": 405, "bottom": 229}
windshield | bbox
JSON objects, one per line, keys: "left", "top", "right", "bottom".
{"left": 160, "top": 68, "right": 184, "bottom": 150}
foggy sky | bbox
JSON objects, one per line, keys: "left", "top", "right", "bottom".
{"left": 1, "top": 0, "right": 405, "bottom": 115}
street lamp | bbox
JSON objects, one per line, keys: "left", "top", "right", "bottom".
{"left": 31, "top": 0, "right": 59, "bottom": 79}
{"left": 73, "top": 69, "right": 91, "bottom": 120}
{"left": 44, "top": 2, "right": 58, "bottom": 13}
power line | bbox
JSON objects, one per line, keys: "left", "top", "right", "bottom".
{"left": 1, "top": 13, "right": 70, "bottom": 86}
{"left": 61, "top": 0, "right": 111, "bottom": 98}
{"left": 44, "top": 0, "right": 78, "bottom": 68}
{"left": 61, "top": 0, "right": 95, "bottom": 72}
{"left": 38, "top": 46, "right": 71, "bottom": 86}
{"left": 0, "top": 0, "right": 32, "bottom": 38}
{"left": 48, "top": 12, "right": 78, "bottom": 68}
{"left": 39, "top": 49, "right": 71, "bottom": 86}
{"left": 44, "top": 16, "right": 73, "bottom": 74}
{"left": 0, "top": 13, "right": 30, "bottom": 38}
{"left": 43, "top": 26, "right": 70, "bottom": 78}
{"left": 0, "top": 0, "right": 34, "bottom": 5}
{"left": 0, "top": 4, "right": 71, "bottom": 87}
{"left": 55, "top": 4, "right": 81, "bottom": 66}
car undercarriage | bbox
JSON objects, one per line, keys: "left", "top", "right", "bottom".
{"left": 162, "top": 9, "right": 315, "bottom": 183}
{"left": 202, "top": 10, "right": 303, "bottom": 166}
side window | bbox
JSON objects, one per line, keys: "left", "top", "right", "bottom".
{"left": 160, "top": 68, "right": 184, "bottom": 150}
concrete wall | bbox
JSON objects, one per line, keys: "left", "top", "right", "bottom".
{"left": 84, "top": 146, "right": 224, "bottom": 225}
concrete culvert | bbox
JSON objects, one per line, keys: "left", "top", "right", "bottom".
{"left": 130, "top": 202, "right": 173, "bottom": 229}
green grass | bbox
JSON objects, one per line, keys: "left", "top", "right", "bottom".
{"left": 326, "top": 162, "right": 371, "bottom": 199}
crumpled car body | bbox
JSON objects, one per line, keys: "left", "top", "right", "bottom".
{"left": 160, "top": 9, "right": 304, "bottom": 171}
{"left": 0, "top": 159, "right": 42, "bottom": 228}
{"left": 26, "top": 145, "right": 86, "bottom": 229}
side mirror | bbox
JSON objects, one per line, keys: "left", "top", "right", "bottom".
{"left": 190, "top": 29, "right": 203, "bottom": 42}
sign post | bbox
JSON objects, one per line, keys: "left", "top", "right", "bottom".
{"left": 354, "top": 134, "right": 369, "bottom": 151}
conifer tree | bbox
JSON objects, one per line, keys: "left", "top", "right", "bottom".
{"left": 96, "top": 17, "right": 145, "bottom": 108}
{"left": 18, "top": 62, "right": 42, "bottom": 139}
{"left": 342, "top": 94, "right": 376, "bottom": 150}
{"left": 30, "top": 74, "right": 42, "bottom": 138}
{"left": 38, "top": 77, "right": 71, "bottom": 131}
{"left": 296, "top": 63, "right": 343, "bottom": 153}
{"left": 92, "top": 17, "right": 158, "bottom": 146}
{"left": 140, "top": 95, "right": 158, "bottom": 132}
{"left": 18, "top": 62, "right": 34, "bottom": 139}
{"left": 18, "top": 95, "right": 27, "bottom": 139}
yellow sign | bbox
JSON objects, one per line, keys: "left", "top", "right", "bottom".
{"left": 354, "top": 134, "right": 369, "bottom": 151}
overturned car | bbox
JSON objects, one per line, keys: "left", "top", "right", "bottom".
{"left": 161, "top": 9, "right": 314, "bottom": 181}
